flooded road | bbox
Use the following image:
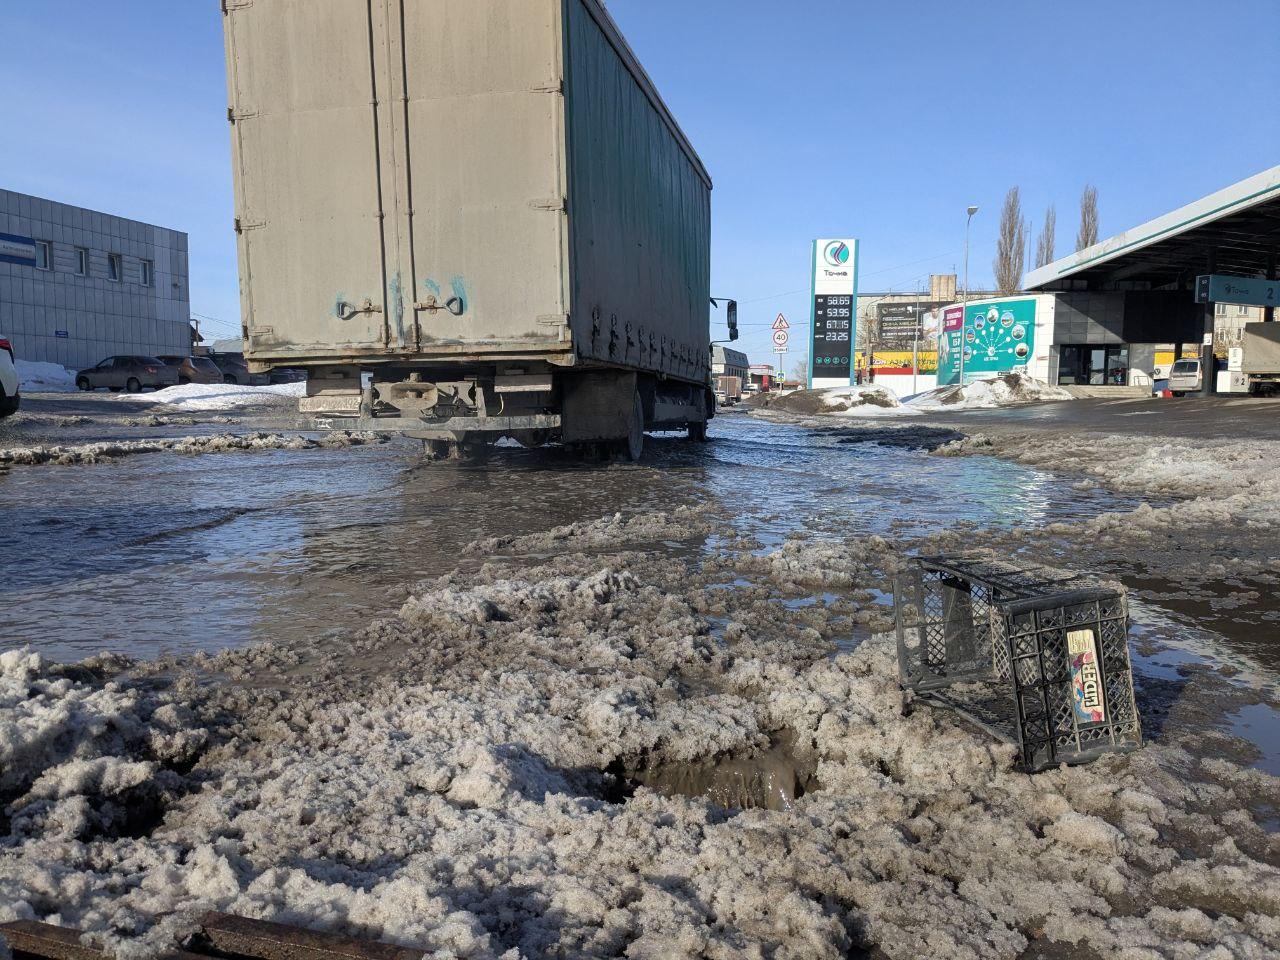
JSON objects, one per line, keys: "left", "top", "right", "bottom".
{"left": 5, "top": 413, "right": 1136, "bottom": 661}
{"left": 4, "top": 405, "right": 1279, "bottom": 773}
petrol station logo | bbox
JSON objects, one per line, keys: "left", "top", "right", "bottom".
{"left": 823, "top": 241, "right": 851, "bottom": 268}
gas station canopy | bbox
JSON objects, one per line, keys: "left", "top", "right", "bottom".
{"left": 1025, "top": 165, "right": 1280, "bottom": 293}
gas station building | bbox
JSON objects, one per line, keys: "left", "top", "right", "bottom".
{"left": 1022, "top": 165, "right": 1280, "bottom": 394}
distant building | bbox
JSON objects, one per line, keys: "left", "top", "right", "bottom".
{"left": 748, "top": 363, "right": 775, "bottom": 391}
{"left": 0, "top": 189, "right": 191, "bottom": 369}
{"left": 712, "top": 344, "right": 750, "bottom": 381}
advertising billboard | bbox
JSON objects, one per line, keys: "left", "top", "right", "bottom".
{"left": 875, "top": 302, "right": 947, "bottom": 349}
{"left": 809, "top": 239, "right": 859, "bottom": 388}
{"left": 937, "top": 298, "right": 1037, "bottom": 386}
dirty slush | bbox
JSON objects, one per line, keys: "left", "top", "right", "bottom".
{"left": 2, "top": 420, "right": 1279, "bottom": 960}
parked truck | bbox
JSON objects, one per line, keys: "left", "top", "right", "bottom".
{"left": 714, "top": 376, "right": 743, "bottom": 407}
{"left": 221, "top": 0, "right": 719, "bottom": 459}
{"left": 1241, "top": 322, "right": 1280, "bottom": 396}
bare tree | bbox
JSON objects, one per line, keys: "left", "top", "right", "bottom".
{"left": 1035, "top": 204, "right": 1057, "bottom": 268}
{"left": 858, "top": 309, "right": 883, "bottom": 353}
{"left": 789, "top": 356, "right": 809, "bottom": 385}
{"left": 993, "top": 186, "right": 1028, "bottom": 295}
{"left": 1076, "top": 185, "right": 1099, "bottom": 252}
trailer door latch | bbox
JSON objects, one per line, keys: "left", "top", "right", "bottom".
{"left": 413, "top": 295, "right": 465, "bottom": 316}
{"left": 336, "top": 298, "right": 383, "bottom": 321}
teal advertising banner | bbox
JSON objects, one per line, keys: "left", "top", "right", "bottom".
{"left": 937, "top": 298, "right": 1037, "bottom": 386}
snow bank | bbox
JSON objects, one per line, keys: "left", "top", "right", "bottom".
{"left": 0, "top": 431, "right": 383, "bottom": 467}
{"left": 15, "top": 360, "right": 78, "bottom": 393}
{"left": 931, "top": 429, "right": 1280, "bottom": 613}
{"left": 133, "top": 382, "right": 305, "bottom": 411}
{"left": 0, "top": 526, "right": 1275, "bottom": 959}
{"left": 747, "top": 385, "right": 910, "bottom": 417}
{"left": 909, "top": 373, "right": 1074, "bottom": 410}
{"left": 467, "top": 506, "right": 716, "bottom": 556}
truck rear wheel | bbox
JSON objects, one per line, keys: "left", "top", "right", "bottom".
{"left": 687, "top": 420, "right": 708, "bottom": 442}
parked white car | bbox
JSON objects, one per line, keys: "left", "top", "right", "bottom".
{"left": 1168, "top": 357, "right": 1202, "bottom": 396}
{"left": 0, "top": 335, "right": 19, "bottom": 418}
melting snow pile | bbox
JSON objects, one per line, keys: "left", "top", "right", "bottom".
{"left": 933, "top": 429, "right": 1280, "bottom": 604}
{"left": 467, "top": 506, "right": 715, "bottom": 555}
{"left": 15, "top": 360, "right": 78, "bottom": 393}
{"left": 131, "top": 382, "right": 306, "bottom": 411}
{"left": 748, "top": 385, "right": 906, "bottom": 417}
{"left": 910, "top": 373, "right": 1074, "bottom": 410}
{"left": 0, "top": 523, "right": 1276, "bottom": 959}
{"left": 0, "top": 431, "right": 382, "bottom": 467}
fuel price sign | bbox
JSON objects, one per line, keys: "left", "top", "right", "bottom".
{"left": 809, "top": 239, "right": 859, "bottom": 388}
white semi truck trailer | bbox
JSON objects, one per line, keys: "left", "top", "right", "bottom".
{"left": 221, "top": 0, "right": 721, "bottom": 459}
{"left": 1241, "top": 322, "right": 1280, "bottom": 396}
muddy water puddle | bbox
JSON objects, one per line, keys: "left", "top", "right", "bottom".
{"left": 0, "top": 414, "right": 1221, "bottom": 662}
{"left": 616, "top": 731, "right": 819, "bottom": 812}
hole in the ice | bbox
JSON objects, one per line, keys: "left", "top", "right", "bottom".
{"left": 609, "top": 730, "right": 819, "bottom": 812}
{"left": 114, "top": 791, "right": 169, "bottom": 839}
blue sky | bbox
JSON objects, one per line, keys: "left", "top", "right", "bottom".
{"left": 2, "top": 0, "right": 1276, "bottom": 363}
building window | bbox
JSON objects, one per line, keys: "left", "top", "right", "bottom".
{"left": 139, "top": 259, "right": 154, "bottom": 287}
{"left": 1057, "top": 345, "right": 1130, "bottom": 387}
{"left": 1215, "top": 303, "right": 1227, "bottom": 316}
{"left": 107, "top": 253, "right": 122, "bottom": 282}
{"left": 35, "top": 240, "right": 52, "bottom": 271}
{"left": 75, "top": 247, "right": 89, "bottom": 276}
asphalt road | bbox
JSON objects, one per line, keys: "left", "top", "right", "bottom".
{"left": 921, "top": 392, "right": 1280, "bottom": 439}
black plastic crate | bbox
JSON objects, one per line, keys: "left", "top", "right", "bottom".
{"left": 894, "top": 556, "right": 1142, "bottom": 773}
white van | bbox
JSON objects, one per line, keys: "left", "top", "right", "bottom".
{"left": 1168, "top": 358, "right": 1202, "bottom": 396}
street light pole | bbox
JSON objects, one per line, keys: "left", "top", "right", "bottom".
{"left": 959, "top": 205, "right": 979, "bottom": 385}
{"left": 912, "top": 284, "right": 921, "bottom": 396}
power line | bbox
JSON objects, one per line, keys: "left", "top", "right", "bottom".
{"left": 730, "top": 250, "right": 958, "bottom": 309}
{"left": 735, "top": 268, "right": 942, "bottom": 329}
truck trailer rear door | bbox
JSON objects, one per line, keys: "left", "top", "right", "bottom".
{"left": 224, "top": 0, "right": 395, "bottom": 356}
{"left": 394, "top": 0, "right": 569, "bottom": 350}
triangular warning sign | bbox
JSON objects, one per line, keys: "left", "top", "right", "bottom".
{"left": 773, "top": 314, "right": 790, "bottom": 331}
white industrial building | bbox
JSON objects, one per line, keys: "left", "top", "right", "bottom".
{"left": 0, "top": 189, "right": 191, "bottom": 369}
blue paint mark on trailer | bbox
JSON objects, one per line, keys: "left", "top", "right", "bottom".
{"left": 449, "top": 275, "right": 469, "bottom": 313}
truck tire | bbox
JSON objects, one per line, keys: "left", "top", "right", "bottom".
{"left": 687, "top": 420, "right": 708, "bottom": 442}
{"left": 623, "top": 390, "right": 645, "bottom": 462}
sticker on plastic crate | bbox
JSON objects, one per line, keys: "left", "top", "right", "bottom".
{"left": 1068, "top": 628, "right": 1107, "bottom": 724}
